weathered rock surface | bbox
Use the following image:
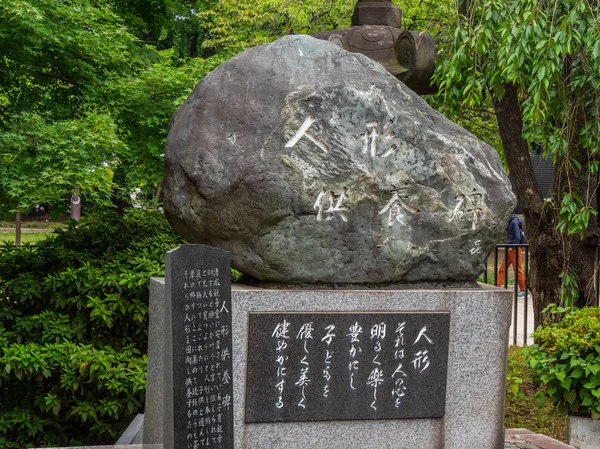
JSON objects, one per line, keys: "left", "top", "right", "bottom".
{"left": 163, "top": 35, "right": 516, "bottom": 285}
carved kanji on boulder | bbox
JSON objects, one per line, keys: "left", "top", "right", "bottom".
{"left": 163, "top": 36, "right": 516, "bottom": 285}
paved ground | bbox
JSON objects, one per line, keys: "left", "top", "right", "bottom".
{"left": 39, "top": 430, "right": 574, "bottom": 449}
{"left": 505, "top": 428, "right": 575, "bottom": 448}
{"left": 0, "top": 227, "right": 54, "bottom": 233}
{"left": 507, "top": 292, "right": 535, "bottom": 346}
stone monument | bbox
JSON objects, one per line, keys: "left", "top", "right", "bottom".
{"left": 145, "top": 277, "right": 513, "bottom": 449}
{"left": 144, "top": 245, "right": 233, "bottom": 449}
{"left": 147, "top": 28, "right": 516, "bottom": 449}
{"left": 163, "top": 35, "right": 515, "bottom": 286}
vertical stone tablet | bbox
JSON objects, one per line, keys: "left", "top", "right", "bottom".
{"left": 165, "top": 245, "right": 233, "bottom": 449}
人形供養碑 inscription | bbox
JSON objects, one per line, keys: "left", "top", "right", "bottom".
{"left": 168, "top": 245, "right": 234, "bottom": 449}
{"left": 245, "top": 312, "right": 450, "bottom": 423}
{"left": 163, "top": 36, "right": 517, "bottom": 285}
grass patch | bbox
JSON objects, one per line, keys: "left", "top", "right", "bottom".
{"left": 0, "top": 232, "right": 52, "bottom": 244}
{"left": 505, "top": 346, "right": 568, "bottom": 441}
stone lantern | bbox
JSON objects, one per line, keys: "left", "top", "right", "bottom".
{"left": 312, "top": 0, "right": 437, "bottom": 95}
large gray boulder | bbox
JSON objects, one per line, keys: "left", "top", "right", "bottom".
{"left": 163, "top": 35, "right": 516, "bottom": 285}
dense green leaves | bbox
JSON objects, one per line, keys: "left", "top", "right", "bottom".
{"left": 436, "top": 0, "right": 600, "bottom": 192}
{"left": 0, "top": 209, "right": 182, "bottom": 447}
{"left": 527, "top": 308, "right": 600, "bottom": 418}
{"left": 195, "top": 0, "right": 455, "bottom": 57}
{"left": 0, "top": 0, "right": 141, "bottom": 120}
{"left": 0, "top": 112, "right": 123, "bottom": 211}
{"left": 0, "top": 0, "right": 141, "bottom": 215}
{"left": 0, "top": 0, "right": 222, "bottom": 212}
{"left": 197, "top": 0, "right": 353, "bottom": 54}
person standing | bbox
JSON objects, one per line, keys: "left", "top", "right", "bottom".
{"left": 497, "top": 214, "right": 526, "bottom": 297}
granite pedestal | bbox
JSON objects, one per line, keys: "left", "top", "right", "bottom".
{"left": 143, "top": 279, "right": 512, "bottom": 449}
{"left": 569, "top": 416, "right": 600, "bottom": 449}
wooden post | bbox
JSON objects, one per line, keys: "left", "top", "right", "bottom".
{"left": 15, "top": 211, "right": 22, "bottom": 245}
{"left": 71, "top": 185, "right": 81, "bottom": 221}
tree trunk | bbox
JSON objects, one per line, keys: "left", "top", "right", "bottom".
{"left": 568, "top": 231, "right": 598, "bottom": 308}
{"left": 493, "top": 83, "right": 598, "bottom": 327}
{"left": 15, "top": 211, "right": 22, "bottom": 245}
{"left": 527, "top": 228, "right": 563, "bottom": 327}
{"left": 493, "top": 84, "right": 562, "bottom": 328}
{"left": 152, "top": 184, "right": 162, "bottom": 203}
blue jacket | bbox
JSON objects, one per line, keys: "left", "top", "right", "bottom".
{"left": 506, "top": 215, "right": 522, "bottom": 244}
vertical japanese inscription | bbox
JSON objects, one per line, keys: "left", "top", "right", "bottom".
{"left": 167, "top": 245, "right": 233, "bottom": 449}
{"left": 367, "top": 323, "right": 386, "bottom": 410}
{"left": 245, "top": 312, "right": 450, "bottom": 423}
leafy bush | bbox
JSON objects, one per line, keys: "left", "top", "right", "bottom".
{"left": 526, "top": 307, "right": 600, "bottom": 418}
{"left": 505, "top": 346, "right": 567, "bottom": 441}
{"left": 0, "top": 209, "right": 182, "bottom": 448}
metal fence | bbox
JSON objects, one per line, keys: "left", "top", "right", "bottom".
{"left": 484, "top": 243, "right": 600, "bottom": 346}
{"left": 483, "top": 244, "right": 531, "bottom": 346}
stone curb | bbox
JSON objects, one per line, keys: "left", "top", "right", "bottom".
{"left": 505, "top": 428, "right": 576, "bottom": 449}
{"left": 35, "top": 446, "right": 142, "bottom": 449}
{"left": 36, "top": 429, "right": 574, "bottom": 449}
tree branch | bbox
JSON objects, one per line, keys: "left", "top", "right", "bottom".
{"left": 37, "top": 71, "right": 84, "bottom": 87}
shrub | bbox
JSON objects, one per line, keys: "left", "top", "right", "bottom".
{"left": 526, "top": 307, "right": 600, "bottom": 418}
{"left": 0, "top": 209, "right": 182, "bottom": 448}
{"left": 505, "top": 346, "right": 568, "bottom": 441}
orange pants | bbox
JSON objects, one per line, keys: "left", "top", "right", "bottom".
{"left": 497, "top": 248, "right": 526, "bottom": 292}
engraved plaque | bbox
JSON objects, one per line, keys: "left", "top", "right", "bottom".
{"left": 167, "top": 245, "right": 233, "bottom": 449}
{"left": 245, "top": 312, "right": 449, "bottom": 423}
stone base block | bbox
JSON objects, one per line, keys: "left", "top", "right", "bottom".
{"left": 569, "top": 415, "right": 600, "bottom": 449}
{"left": 144, "top": 280, "right": 512, "bottom": 449}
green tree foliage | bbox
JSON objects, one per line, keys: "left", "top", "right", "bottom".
{"left": 196, "top": 0, "right": 353, "bottom": 55}
{"left": 170, "top": 0, "right": 221, "bottom": 61}
{"left": 0, "top": 0, "right": 141, "bottom": 121}
{"left": 0, "top": 0, "right": 143, "bottom": 217}
{"left": 195, "top": 0, "right": 455, "bottom": 56}
{"left": 0, "top": 0, "right": 218, "bottom": 214}
{"left": 104, "top": 52, "right": 223, "bottom": 200}
{"left": 435, "top": 0, "right": 600, "bottom": 324}
{"left": 108, "top": 0, "right": 171, "bottom": 41}
{"left": 0, "top": 113, "right": 123, "bottom": 213}
{"left": 106, "top": 0, "right": 221, "bottom": 60}
{"left": 0, "top": 210, "right": 182, "bottom": 448}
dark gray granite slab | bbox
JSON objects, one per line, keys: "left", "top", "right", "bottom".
{"left": 245, "top": 312, "right": 449, "bottom": 422}
{"left": 164, "top": 245, "right": 233, "bottom": 449}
